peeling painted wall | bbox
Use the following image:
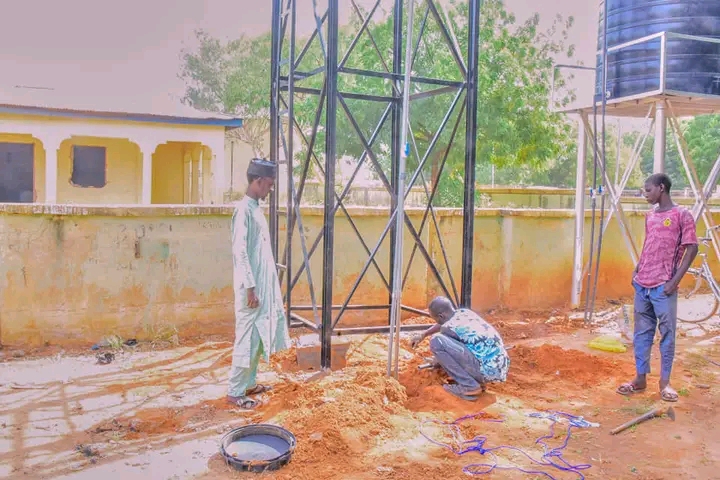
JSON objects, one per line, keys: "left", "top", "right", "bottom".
{"left": 0, "top": 205, "right": 232, "bottom": 346}
{"left": 1, "top": 204, "right": 714, "bottom": 347}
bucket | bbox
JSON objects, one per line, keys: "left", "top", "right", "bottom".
{"left": 220, "top": 424, "right": 296, "bottom": 473}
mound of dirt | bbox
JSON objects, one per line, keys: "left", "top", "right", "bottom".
{"left": 398, "top": 342, "right": 634, "bottom": 407}
{"left": 269, "top": 345, "right": 303, "bottom": 372}
{"left": 394, "top": 341, "right": 498, "bottom": 414}
{"left": 266, "top": 366, "right": 412, "bottom": 479}
{"left": 494, "top": 344, "right": 635, "bottom": 396}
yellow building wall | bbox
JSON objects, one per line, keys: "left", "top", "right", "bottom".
{"left": 56, "top": 137, "right": 141, "bottom": 204}
{"left": 0, "top": 136, "right": 219, "bottom": 206}
{"left": 0, "top": 112, "right": 229, "bottom": 204}
{"left": 152, "top": 142, "right": 186, "bottom": 204}
{"left": 0, "top": 134, "right": 46, "bottom": 202}
{"left": 2, "top": 204, "right": 715, "bottom": 347}
{"left": 152, "top": 142, "right": 213, "bottom": 204}
{"left": 224, "top": 122, "right": 274, "bottom": 201}
{"left": 225, "top": 138, "right": 254, "bottom": 200}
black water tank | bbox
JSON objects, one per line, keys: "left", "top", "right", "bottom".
{"left": 595, "top": 1, "right": 720, "bottom": 101}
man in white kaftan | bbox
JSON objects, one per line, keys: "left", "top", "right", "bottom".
{"left": 227, "top": 158, "right": 290, "bottom": 409}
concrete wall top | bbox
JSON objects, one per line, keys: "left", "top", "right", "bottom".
{"left": 0, "top": 203, "right": 662, "bottom": 219}
{"left": 0, "top": 203, "right": 234, "bottom": 217}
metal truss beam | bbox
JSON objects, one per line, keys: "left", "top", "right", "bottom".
{"left": 270, "top": 0, "right": 481, "bottom": 370}
{"left": 666, "top": 100, "right": 720, "bottom": 263}
{"left": 577, "top": 106, "right": 653, "bottom": 285}
{"left": 571, "top": 98, "right": 720, "bottom": 307}
{"left": 568, "top": 28, "right": 720, "bottom": 311}
{"left": 580, "top": 114, "right": 640, "bottom": 264}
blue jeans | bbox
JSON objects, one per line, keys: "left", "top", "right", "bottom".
{"left": 429, "top": 334, "right": 485, "bottom": 391}
{"left": 633, "top": 281, "right": 677, "bottom": 382}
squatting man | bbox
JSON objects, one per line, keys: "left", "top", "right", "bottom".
{"left": 411, "top": 296, "right": 510, "bottom": 400}
{"left": 227, "top": 158, "right": 291, "bottom": 410}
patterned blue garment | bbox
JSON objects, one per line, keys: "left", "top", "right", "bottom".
{"left": 443, "top": 309, "right": 510, "bottom": 382}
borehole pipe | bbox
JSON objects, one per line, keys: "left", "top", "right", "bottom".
{"left": 388, "top": 0, "right": 415, "bottom": 378}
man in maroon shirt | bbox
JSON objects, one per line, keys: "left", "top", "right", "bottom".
{"left": 617, "top": 173, "right": 698, "bottom": 402}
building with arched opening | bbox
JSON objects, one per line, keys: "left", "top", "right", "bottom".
{"left": 0, "top": 87, "right": 242, "bottom": 205}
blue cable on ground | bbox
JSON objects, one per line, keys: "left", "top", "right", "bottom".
{"left": 420, "top": 410, "right": 593, "bottom": 479}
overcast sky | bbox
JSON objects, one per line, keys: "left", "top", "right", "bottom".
{"left": 0, "top": 0, "right": 598, "bottom": 111}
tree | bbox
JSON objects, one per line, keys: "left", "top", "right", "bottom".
{"left": 178, "top": 0, "right": 577, "bottom": 206}
{"left": 179, "top": 30, "right": 272, "bottom": 116}
{"left": 620, "top": 114, "right": 720, "bottom": 192}
{"left": 634, "top": 129, "right": 686, "bottom": 190}
{"left": 487, "top": 121, "right": 627, "bottom": 189}
{"left": 684, "top": 114, "right": 720, "bottom": 186}
{"left": 179, "top": 30, "right": 274, "bottom": 156}
{"left": 645, "top": 115, "right": 720, "bottom": 191}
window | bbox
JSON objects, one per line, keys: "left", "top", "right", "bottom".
{"left": 0, "top": 142, "right": 34, "bottom": 202}
{"left": 71, "top": 145, "right": 106, "bottom": 188}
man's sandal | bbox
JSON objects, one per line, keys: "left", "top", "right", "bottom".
{"left": 660, "top": 386, "right": 679, "bottom": 403}
{"left": 227, "top": 396, "right": 258, "bottom": 410}
{"left": 616, "top": 382, "right": 646, "bottom": 396}
{"left": 245, "top": 384, "right": 272, "bottom": 396}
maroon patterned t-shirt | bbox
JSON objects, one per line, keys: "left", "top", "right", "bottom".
{"left": 634, "top": 206, "right": 698, "bottom": 288}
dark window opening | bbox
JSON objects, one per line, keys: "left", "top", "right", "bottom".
{"left": 0, "top": 142, "right": 34, "bottom": 203}
{"left": 71, "top": 145, "right": 106, "bottom": 188}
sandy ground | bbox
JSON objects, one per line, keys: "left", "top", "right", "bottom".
{"left": 2, "top": 307, "right": 720, "bottom": 480}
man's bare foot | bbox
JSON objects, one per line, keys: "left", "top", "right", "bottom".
{"left": 616, "top": 376, "right": 647, "bottom": 396}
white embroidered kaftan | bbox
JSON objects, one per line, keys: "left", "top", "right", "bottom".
{"left": 231, "top": 195, "right": 290, "bottom": 369}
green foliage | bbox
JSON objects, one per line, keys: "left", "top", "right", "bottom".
{"left": 635, "top": 115, "right": 720, "bottom": 191}
{"left": 684, "top": 114, "right": 720, "bottom": 184}
{"left": 178, "top": 30, "right": 272, "bottom": 117}
{"left": 179, "top": 0, "right": 578, "bottom": 206}
{"left": 637, "top": 128, "right": 687, "bottom": 190}
{"left": 600, "top": 114, "right": 720, "bottom": 193}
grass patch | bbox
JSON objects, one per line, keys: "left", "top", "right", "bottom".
{"left": 617, "top": 398, "right": 655, "bottom": 416}
{"left": 145, "top": 324, "right": 180, "bottom": 348}
{"left": 104, "top": 334, "right": 125, "bottom": 350}
{"left": 683, "top": 350, "right": 719, "bottom": 384}
{"left": 685, "top": 352, "right": 711, "bottom": 369}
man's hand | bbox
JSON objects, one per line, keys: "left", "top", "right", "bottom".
{"left": 410, "top": 334, "right": 424, "bottom": 349}
{"left": 663, "top": 279, "right": 679, "bottom": 296}
{"left": 247, "top": 288, "right": 259, "bottom": 309}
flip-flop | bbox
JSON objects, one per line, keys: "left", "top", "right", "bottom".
{"left": 616, "top": 382, "right": 646, "bottom": 396}
{"left": 443, "top": 384, "right": 479, "bottom": 402}
{"left": 660, "top": 386, "right": 679, "bottom": 403}
{"left": 245, "top": 384, "right": 272, "bottom": 396}
{"left": 227, "top": 396, "right": 258, "bottom": 410}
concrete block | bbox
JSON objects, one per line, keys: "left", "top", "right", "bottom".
{"left": 295, "top": 334, "right": 351, "bottom": 371}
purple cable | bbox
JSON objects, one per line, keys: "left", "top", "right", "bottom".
{"left": 419, "top": 410, "right": 592, "bottom": 479}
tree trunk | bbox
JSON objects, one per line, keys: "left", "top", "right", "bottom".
{"left": 429, "top": 143, "right": 447, "bottom": 194}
